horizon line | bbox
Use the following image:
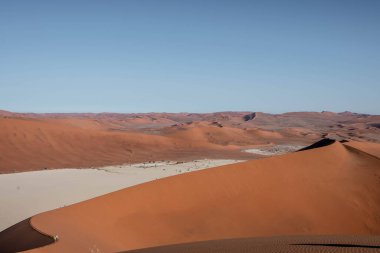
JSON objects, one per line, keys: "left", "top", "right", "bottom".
{"left": 0, "top": 108, "right": 377, "bottom": 116}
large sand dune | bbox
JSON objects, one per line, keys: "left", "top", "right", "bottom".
{"left": 125, "top": 236, "right": 380, "bottom": 253}
{"left": 1, "top": 140, "right": 380, "bottom": 252}
{"left": 1, "top": 110, "right": 379, "bottom": 173}
{"left": 0, "top": 159, "right": 240, "bottom": 232}
{"left": 0, "top": 118, "right": 257, "bottom": 173}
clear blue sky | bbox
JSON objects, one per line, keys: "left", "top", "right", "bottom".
{"left": 0, "top": 0, "right": 379, "bottom": 114}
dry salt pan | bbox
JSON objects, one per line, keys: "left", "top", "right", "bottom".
{"left": 244, "top": 145, "right": 305, "bottom": 156}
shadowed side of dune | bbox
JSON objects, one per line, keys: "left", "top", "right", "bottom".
{"left": 0, "top": 219, "right": 54, "bottom": 253}
{"left": 120, "top": 236, "right": 380, "bottom": 253}
{"left": 297, "top": 138, "right": 336, "bottom": 151}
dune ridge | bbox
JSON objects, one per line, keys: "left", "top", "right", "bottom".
{"left": 343, "top": 141, "right": 380, "bottom": 159}
{"left": 0, "top": 118, "right": 260, "bottom": 173}
{"left": 123, "top": 236, "right": 380, "bottom": 253}
{"left": 1, "top": 109, "right": 379, "bottom": 173}
{"left": 1, "top": 140, "right": 380, "bottom": 252}
{"left": 0, "top": 219, "right": 54, "bottom": 253}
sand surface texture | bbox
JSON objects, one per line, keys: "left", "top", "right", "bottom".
{"left": 1, "top": 140, "right": 379, "bottom": 252}
{"left": 0, "top": 159, "right": 240, "bottom": 232}
{"left": 1, "top": 110, "right": 379, "bottom": 173}
{"left": 125, "top": 236, "right": 380, "bottom": 253}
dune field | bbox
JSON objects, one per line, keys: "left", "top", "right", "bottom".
{"left": 1, "top": 139, "right": 380, "bottom": 252}
{"left": 0, "top": 111, "right": 379, "bottom": 252}
{"left": 1, "top": 110, "right": 379, "bottom": 173}
{"left": 2, "top": 0, "right": 380, "bottom": 251}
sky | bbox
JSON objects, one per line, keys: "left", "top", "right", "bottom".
{"left": 0, "top": 0, "right": 379, "bottom": 114}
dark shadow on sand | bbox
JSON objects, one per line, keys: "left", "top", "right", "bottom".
{"left": 0, "top": 218, "right": 54, "bottom": 253}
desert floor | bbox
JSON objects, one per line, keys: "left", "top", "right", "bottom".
{"left": 0, "top": 159, "right": 242, "bottom": 232}
{"left": 1, "top": 110, "right": 379, "bottom": 252}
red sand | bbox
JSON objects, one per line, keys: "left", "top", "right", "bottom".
{"left": 344, "top": 140, "right": 380, "bottom": 158}
{"left": 1, "top": 140, "right": 379, "bottom": 252}
{"left": 1, "top": 110, "right": 379, "bottom": 173}
{"left": 0, "top": 118, "right": 259, "bottom": 173}
{"left": 124, "top": 236, "right": 380, "bottom": 253}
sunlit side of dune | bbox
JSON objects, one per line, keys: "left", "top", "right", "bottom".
{"left": 1, "top": 140, "right": 378, "bottom": 252}
{"left": 0, "top": 118, "right": 262, "bottom": 173}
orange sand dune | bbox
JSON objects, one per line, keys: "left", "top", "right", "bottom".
{"left": 0, "top": 117, "right": 171, "bottom": 172}
{"left": 125, "top": 236, "right": 380, "bottom": 253}
{"left": 1, "top": 109, "right": 379, "bottom": 173}
{"left": 1, "top": 140, "right": 379, "bottom": 252}
{"left": 0, "top": 118, "right": 259, "bottom": 173}
{"left": 344, "top": 140, "right": 380, "bottom": 158}
{"left": 161, "top": 121, "right": 292, "bottom": 147}
{"left": 0, "top": 219, "right": 53, "bottom": 253}
{"left": 2, "top": 109, "right": 379, "bottom": 141}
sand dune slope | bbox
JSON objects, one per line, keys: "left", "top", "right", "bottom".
{"left": 0, "top": 118, "right": 169, "bottom": 172}
{"left": 0, "top": 219, "right": 53, "bottom": 253}
{"left": 125, "top": 236, "right": 380, "bottom": 253}
{"left": 0, "top": 118, "right": 256, "bottom": 173}
{"left": 1, "top": 140, "right": 380, "bottom": 252}
{"left": 344, "top": 140, "right": 380, "bottom": 158}
{"left": 1, "top": 110, "right": 379, "bottom": 173}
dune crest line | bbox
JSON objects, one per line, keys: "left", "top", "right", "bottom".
{"left": 1, "top": 139, "right": 380, "bottom": 252}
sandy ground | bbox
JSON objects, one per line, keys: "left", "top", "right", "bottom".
{"left": 126, "top": 235, "right": 380, "bottom": 253}
{"left": 1, "top": 112, "right": 379, "bottom": 173}
{"left": 0, "top": 159, "right": 242, "bottom": 232}
{"left": 2, "top": 140, "right": 380, "bottom": 253}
